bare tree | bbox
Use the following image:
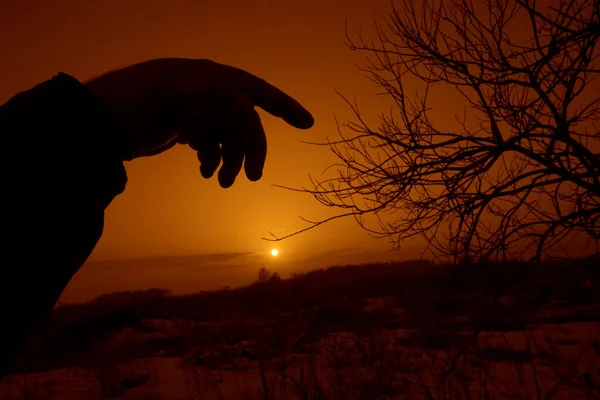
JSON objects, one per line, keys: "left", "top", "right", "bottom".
{"left": 267, "top": 0, "right": 600, "bottom": 262}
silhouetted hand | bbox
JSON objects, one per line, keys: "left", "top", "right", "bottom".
{"left": 86, "top": 58, "right": 314, "bottom": 188}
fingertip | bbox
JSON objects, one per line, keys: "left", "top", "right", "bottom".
{"left": 247, "top": 169, "right": 263, "bottom": 182}
{"left": 195, "top": 139, "right": 221, "bottom": 179}
{"left": 218, "top": 169, "right": 235, "bottom": 188}
{"left": 286, "top": 110, "right": 314, "bottom": 130}
{"left": 200, "top": 164, "right": 215, "bottom": 179}
{"left": 244, "top": 151, "right": 265, "bottom": 182}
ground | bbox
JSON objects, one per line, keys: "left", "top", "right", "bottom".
{"left": 3, "top": 258, "right": 600, "bottom": 399}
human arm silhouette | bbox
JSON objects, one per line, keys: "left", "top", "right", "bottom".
{"left": 0, "top": 58, "right": 314, "bottom": 377}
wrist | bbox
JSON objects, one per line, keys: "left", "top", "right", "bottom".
{"left": 83, "top": 76, "right": 135, "bottom": 161}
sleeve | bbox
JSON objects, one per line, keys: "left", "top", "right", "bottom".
{"left": 0, "top": 73, "right": 130, "bottom": 377}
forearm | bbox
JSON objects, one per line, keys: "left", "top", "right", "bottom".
{"left": 0, "top": 73, "right": 129, "bottom": 376}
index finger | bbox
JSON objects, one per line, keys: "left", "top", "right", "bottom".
{"left": 221, "top": 64, "right": 315, "bottom": 130}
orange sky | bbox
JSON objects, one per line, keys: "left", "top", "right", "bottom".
{"left": 4, "top": 1, "right": 597, "bottom": 302}
{"left": 1, "top": 0, "right": 404, "bottom": 256}
{"left": 2, "top": 0, "right": 429, "bottom": 301}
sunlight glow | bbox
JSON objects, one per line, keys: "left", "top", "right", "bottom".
{"left": 270, "top": 248, "right": 279, "bottom": 257}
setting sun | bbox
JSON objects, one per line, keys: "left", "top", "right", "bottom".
{"left": 270, "top": 248, "right": 279, "bottom": 257}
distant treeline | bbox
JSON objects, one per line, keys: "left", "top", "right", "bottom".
{"left": 15, "top": 257, "right": 600, "bottom": 373}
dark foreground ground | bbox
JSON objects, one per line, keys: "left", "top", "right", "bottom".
{"left": 3, "top": 257, "right": 600, "bottom": 399}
